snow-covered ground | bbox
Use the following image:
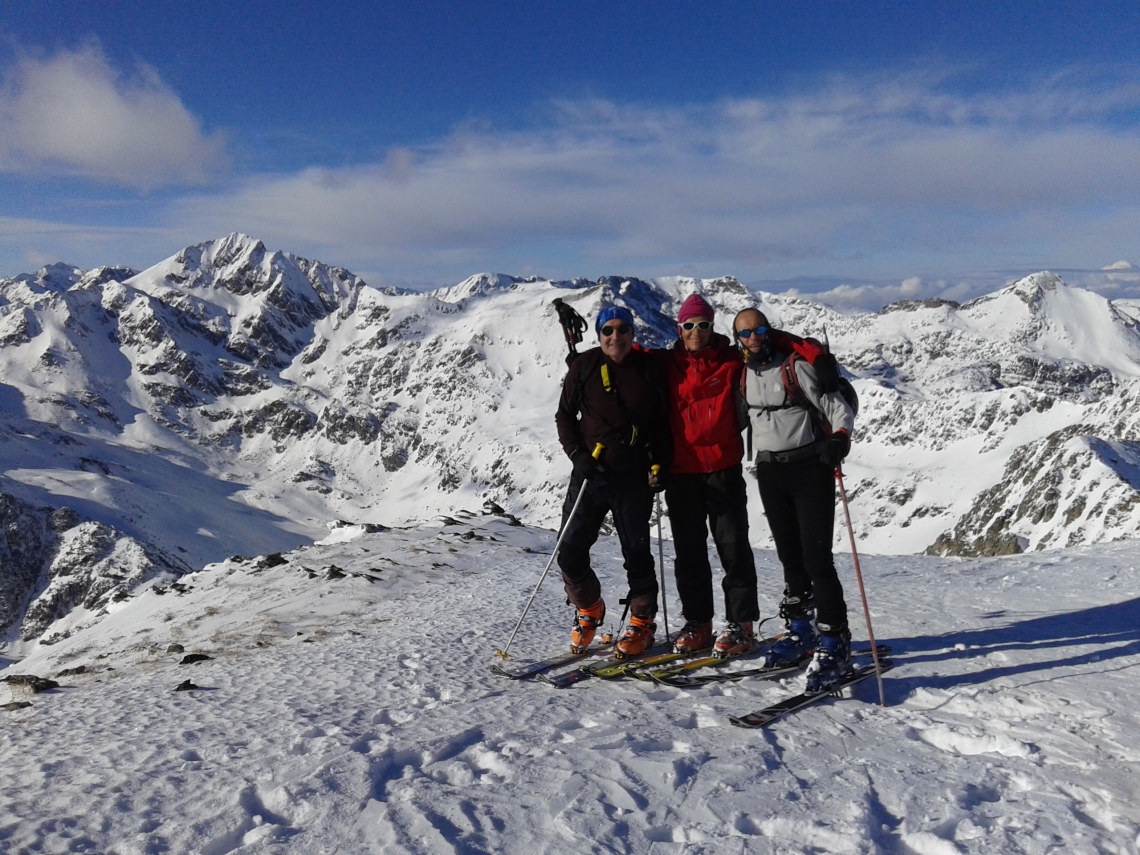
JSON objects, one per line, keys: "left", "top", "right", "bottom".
{"left": 2, "top": 513, "right": 1139, "bottom": 854}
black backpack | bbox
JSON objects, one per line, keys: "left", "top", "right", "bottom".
{"left": 777, "top": 346, "right": 859, "bottom": 420}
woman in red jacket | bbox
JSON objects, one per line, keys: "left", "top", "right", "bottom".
{"left": 662, "top": 294, "right": 759, "bottom": 657}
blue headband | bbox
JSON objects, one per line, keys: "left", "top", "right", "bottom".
{"left": 596, "top": 305, "right": 635, "bottom": 335}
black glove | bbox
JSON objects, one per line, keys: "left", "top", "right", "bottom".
{"left": 820, "top": 431, "right": 850, "bottom": 466}
{"left": 647, "top": 467, "right": 667, "bottom": 494}
{"left": 571, "top": 449, "right": 601, "bottom": 481}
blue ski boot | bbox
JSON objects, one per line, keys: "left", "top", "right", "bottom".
{"left": 805, "top": 629, "right": 852, "bottom": 693}
{"left": 763, "top": 613, "right": 817, "bottom": 667}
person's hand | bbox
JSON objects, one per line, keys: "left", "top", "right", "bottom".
{"left": 647, "top": 466, "right": 667, "bottom": 494}
{"left": 572, "top": 449, "right": 601, "bottom": 481}
{"left": 820, "top": 430, "right": 850, "bottom": 466}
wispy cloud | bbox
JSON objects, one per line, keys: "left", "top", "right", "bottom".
{"left": 2, "top": 64, "right": 1138, "bottom": 307}
{"left": 0, "top": 215, "right": 176, "bottom": 272}
{"left": 0, "top": 42, "right": 227, "bottom": 190}
{"left": 166, "top": 71, "right": 1140, "bottom": 289}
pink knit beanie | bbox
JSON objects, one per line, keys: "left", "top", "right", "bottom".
{"left": 677, "top": 293, "right": 714, "bottom": 324}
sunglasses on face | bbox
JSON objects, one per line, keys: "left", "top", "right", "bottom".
{"left": 735, "top": 326, "right": 770, "bottom": 339}
{"left": 680, "top": 320, "right": 712, "bottom": 331}
{"left": 600, "top": 323, "right": 632, "bottom": 337}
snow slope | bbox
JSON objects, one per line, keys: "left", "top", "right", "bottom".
{"left": 2, "top": 514, "right": 1137, "bottom": 854}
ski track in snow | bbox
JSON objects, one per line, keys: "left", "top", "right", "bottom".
{"left": 2, "top": 517, "right": 1140, "bottom": 854}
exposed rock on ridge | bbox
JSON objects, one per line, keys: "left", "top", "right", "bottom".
{"left": 0, "top": 492, "right": 186, "bottom": 643}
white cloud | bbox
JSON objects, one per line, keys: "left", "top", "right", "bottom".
{"left": 811, "top": 283, "right": 871, "bottom": 303}
{"left": 0, "top": 43, "right": 227, "bottom": 189}
{"left": 4, "top": 66, "right": 1139, "bottom": 303}
{"left": 1101, "top": 260, "right": 1139, "bottom": 282}
{"left": 164, "top": 71, "right": 1140, "bottom": 285}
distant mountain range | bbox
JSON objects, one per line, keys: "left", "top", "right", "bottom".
{"left": 2, "top": 234, "right": 1139, "bottom": 647}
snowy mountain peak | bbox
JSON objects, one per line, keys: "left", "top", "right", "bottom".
{"left": 203, "top": 232, "right": 267, "bottom": 271}
{"left": 137, "top": 233, "right": 358, "bottom": 312}
{"left": 144, "top": 233, "right": 281, "bottom": 298}
{"left": 1008, "top": 269, "right": 1065, "bottom": 304}
{"left": 116, "top": 235, "right": 368, "bottom": 375}
{"left": 956, "top": 272, "right": 1140, "bottom": 373}
{"left": 0, "top": 262, "right": 85, "bottom": 297}
{"left": 169, "top": 233, "right": 266, "bottom": 281}
{"left": 431, "top": 272, "right": 529, "bottom": 304}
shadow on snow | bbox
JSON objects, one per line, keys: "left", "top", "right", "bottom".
{"left": 879, "top": 596, "right": 1140, "bottom": 695}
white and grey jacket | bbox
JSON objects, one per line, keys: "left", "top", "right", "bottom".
{"left": 742, "top": 354, "right": 855, "bottom": 459}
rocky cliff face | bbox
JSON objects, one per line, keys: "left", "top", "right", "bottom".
{"left": 3, "top": 240, "right": 1140, "bottom": 645}
{"left": 0, "top": 493, "right": 184, "bottom": 645}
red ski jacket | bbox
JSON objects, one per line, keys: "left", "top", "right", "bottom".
{"left": 661, "top": 334, "right": 745, "bottom": 474}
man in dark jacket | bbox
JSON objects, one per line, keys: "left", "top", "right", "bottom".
{"left": 555, "top": 304, "right": 672, "bottom": 657}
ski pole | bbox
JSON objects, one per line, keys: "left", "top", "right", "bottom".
{"left": 835, "top": 465, "right": 886, "bottom": 706}
{"left": 495, "top": 443, "right": 604, "bottom": 658}
{"left": 653, "top": 477, "right": 670, "bottom": 642}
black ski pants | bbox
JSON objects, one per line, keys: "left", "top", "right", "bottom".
{"left": 557, "top": 469, "right": 658, "bottom": 617}
{"left": 664, "top": 465, "right": 759, "bottom": 624}
{"left": 754, "top": 456, "right": 848, "bottom": 632}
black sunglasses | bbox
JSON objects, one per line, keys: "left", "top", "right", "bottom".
{"left": 680, "top": 320, "right": 712, "bottom": 331}
{"left": 735, "top": 326, "right": 769, "bottom": 339}
{"left": 600, "top": 323, "right": 632, "bottom": 337}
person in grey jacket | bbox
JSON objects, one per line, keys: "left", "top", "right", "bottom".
{"left": 733, "top": 307, "right": 856, "bottom": 692}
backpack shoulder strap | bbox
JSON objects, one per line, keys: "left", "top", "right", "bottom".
{"left": 571, "top": 349, "right": 605, "bottom": 411}
{"left": 576, "top": 349, "right": 652, "bottom": 449}
{"left": 741, "top": 351, "right": 802, "bottom": 411}
{"left": 780, "top": 351, "right": 810, "bottom": 409}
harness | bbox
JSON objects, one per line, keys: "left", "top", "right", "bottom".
{"left": 753, "top": 443, "right": 824, "bottom": 464}
{"left": 599, "top": 361, "right": 638, "bottom": 446}
{"left": 746, "top": 351, "right": 815, "bottom": 414}
{"left": 740, "top": 346, "right": 858, "bottom": 461}
{"left": 741, "top": 347, "right": 858, "bottom": 424}
{"left": 572, "top": 349, "right": 655, "bottom": 451}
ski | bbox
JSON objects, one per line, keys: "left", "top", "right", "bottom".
{"left": 661, "top": 644, "right": 890, "bottom": 688}
{"left": 587, "top": 646, "right": 709, "bottom": 679}
{"left": 636, "top": 653, "right": 730, "bottom": 681}
{"left": 490, "top": 644, "right": 608, "bottom": 680}
{"left": 727, "top": 660, "right": 895, "bottom": 728}
{"left": 633, "top": 633, "right": 784, "bottom": 682}
{"left": 655, "top": 661, "right": 804, "bottom": 687}
{"left": 539, "top": 641, "right": 675, "bottom": 688}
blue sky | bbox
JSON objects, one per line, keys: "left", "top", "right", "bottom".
{"left": 1, "top": 1, "right": 1138, "bottom": 308}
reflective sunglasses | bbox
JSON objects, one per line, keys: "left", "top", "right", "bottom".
{"left": 600, "top": 323, "right": 632, "bottom": 337}
{"left": 735, "top": 325, "right": 769, "bottom": 339}
{"left": 680, "top": 320, "right": 712, "bottom": 331}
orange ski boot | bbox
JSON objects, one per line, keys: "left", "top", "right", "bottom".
{"left": 673, "top": 620, "right": 714, "bottom": 654}
{"left": 614, "top": 613, "right": 656, "bottom": 659}
{"left": 713, "top": 621, "right": 756, "bottom": 658}
{"left": 570, "top": 600, "right": 605, "bottom": 653}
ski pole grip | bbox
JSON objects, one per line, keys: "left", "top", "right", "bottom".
{"left": 592, "top": 442, "right": 604, "bottom": 460}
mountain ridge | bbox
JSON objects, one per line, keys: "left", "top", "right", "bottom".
{"left": 2, "top": 235, "right": 1139, "bottom": 647}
